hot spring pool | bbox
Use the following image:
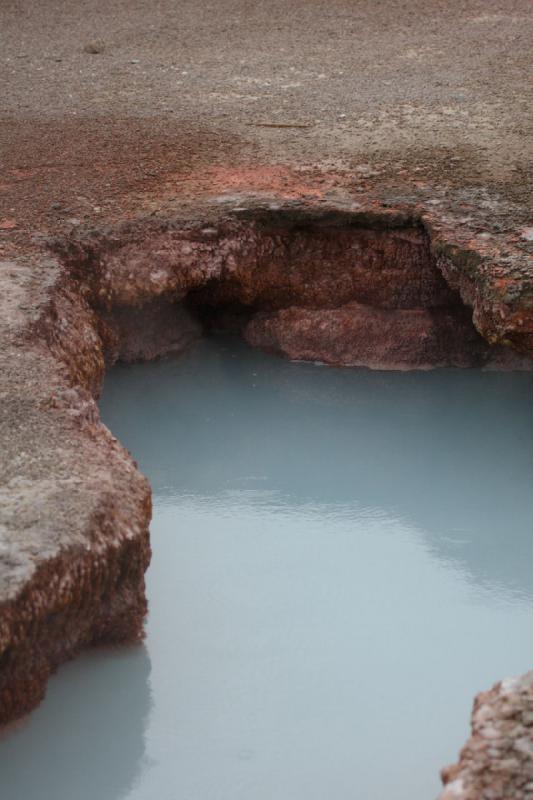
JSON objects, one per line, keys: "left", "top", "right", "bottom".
{"left": 2, "top": 336, "right": 533, "bottom": 800}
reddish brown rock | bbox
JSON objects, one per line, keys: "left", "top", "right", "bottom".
{"left": 244, "top": 301, "right": 489, "bottom": 370}
{"left": 99, "top": 298, "right": 202, "bottom": 365}
{"left": 439, "top": 673, "right": 533, "bottom": 800}
{"left": 53, "top": 207, "right": 533, "bottom": 373}
{"left": 0, "top": 259, "right": 151, "bottom": 726}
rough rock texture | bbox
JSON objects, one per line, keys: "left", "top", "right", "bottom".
{"left": 0, "top": 0, "right": 532, "bottom": 791}
{"left": 0, "top": 259, "right": 151, "bottom": 724}
{"left": 100, "top": 299, "right": 202, "bottom": 365}
{"left": 51, "top": 207, "right": 533, "bottom": 371}
{"left": 245, "top": 302, "right": 489, "bottom": 370}
{"left": 440, "top": 673, "right": 533, "bottom": 800}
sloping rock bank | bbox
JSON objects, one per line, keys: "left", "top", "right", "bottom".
{"left": 1, "top": 200, "right": 532, "bottom": 796}
{"left": 0, "top": 260, "right": 151, "bottom": 724}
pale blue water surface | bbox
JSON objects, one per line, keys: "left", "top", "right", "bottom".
{"left": 3, "top": 336, "right": 533, "bottom": 800}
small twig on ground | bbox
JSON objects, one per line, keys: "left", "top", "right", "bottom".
{"left": 247, "top": 122, "right": 313, "bottom": 129}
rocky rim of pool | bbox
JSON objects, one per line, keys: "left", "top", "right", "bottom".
{"left": 1, "top": 196, "right": 533, "bottom": 799}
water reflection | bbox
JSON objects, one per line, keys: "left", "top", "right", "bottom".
{"left": 3, "top": 336, "right": 533, "bottom": 800}
{"left": 96, "top": 338, "right": 533, "bottom": 799}
{"left": 1, "top": 646, "right": 152, "bottom": 800}
{"left": 102, "top": 337, "right": 533, "bottom": 601}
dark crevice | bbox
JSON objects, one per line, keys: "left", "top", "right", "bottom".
{"left": 50, "top": 208, "right": 533, "bottom": 373}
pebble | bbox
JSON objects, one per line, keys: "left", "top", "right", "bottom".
{"left": 83, "top": 41, "right": 105, "bottom": 55}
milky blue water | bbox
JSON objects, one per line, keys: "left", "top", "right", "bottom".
{"left": 3, "top": 336, "right": 533, "bottom": 800}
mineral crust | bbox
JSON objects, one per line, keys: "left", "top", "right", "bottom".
{"left": 440, "top": 673, "right": 533, "bottom": 800}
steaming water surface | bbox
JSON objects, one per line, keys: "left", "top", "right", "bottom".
{"left": 3, "top": 336, "right": 533, "bottom": 800}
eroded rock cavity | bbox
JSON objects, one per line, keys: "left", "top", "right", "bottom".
{"left": 1, "top": 204, "right": 531, "bottom": 735}
{"left": 55, "top": 208, "right": 530, "bottom": 381}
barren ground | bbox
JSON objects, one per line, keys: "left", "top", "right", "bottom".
{"left": 0, "top": 0, "right": 532, "bottom": 248}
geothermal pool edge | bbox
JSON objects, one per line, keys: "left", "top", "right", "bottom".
{"left": 1, "top": 197, "right": 533, "bottom": 799}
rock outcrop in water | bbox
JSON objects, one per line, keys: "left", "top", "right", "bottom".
{"left": 245, "top": 302, "right": 487, "bottom": 369}
{"left": 439, "top": 673, "right": 533, "bottom": 800}
{"left": 1, "top": 200, "right": 532, "bottom": 800}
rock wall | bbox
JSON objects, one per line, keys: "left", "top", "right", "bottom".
{"left": 54, "top": 206, "right": 530, "bottom": 372}
{"left": 245, "top": 302, "right": 487, "bottom": 370}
